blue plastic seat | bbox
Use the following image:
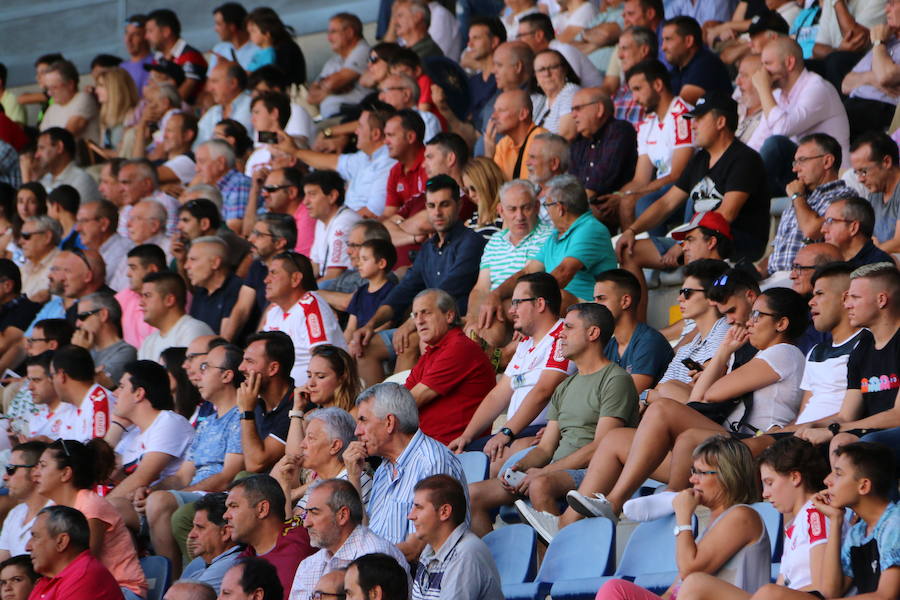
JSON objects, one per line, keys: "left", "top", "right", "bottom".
{"left": 459, "top": 451, "right": 490, "bottom": 484}
{"left": 504, "top": 518, "right": 615, "bottom": 600}
{"left": 484, "top": 524, "right": 537, "bottom": 586}
{"left": 751, "top": 502, "right": 783, "bottom": 583}
{"left": 140, "top": 555, "right": 172, "bottom": 600}
{"left": 551, "top": 514, "right": 695, "bottom": 599}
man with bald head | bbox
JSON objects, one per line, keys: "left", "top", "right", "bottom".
{"left": 57, "top": 248, "right": 113, "bottom": 324}
{"left": 128, "top": 198, "right": 171, "bottom": 260}
{"left": 185, "top": 236, "right": 258, "bottom": 343}
{"left": 487, "top": 89, "right": 547, "bottom": 180}
{"left": 750, "top": 36, "right": 850, "bottom": 196}
{"left": 568, "top": 88, "right": 637, "bottom": 224}
{"left": 164, "top": 581, "right": 216, "bottom": 600}
{"left": 789, "top": 243, "right": 844, "bottom": 298}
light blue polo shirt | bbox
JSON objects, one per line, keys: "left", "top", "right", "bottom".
{"left": 533, "top": 212, "right": 616, "bottom": 301}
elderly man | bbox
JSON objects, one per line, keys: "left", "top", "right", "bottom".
{"left": 517, "top": 13, "right": 603, "bottom": 88}
{"left": 351, "top": 175, "right": 485, "bottom": 386}
{"left": 568, "top": 88, "right": 637, "bottom": 220}
{"left": 38, "top": 60, "right": 100, "bottom": 142}
{"left": 379, "top": 74, "right": 441, "bottom": 142}
{"left": 195, "top": 139, "right": 252, "bottom": 232}
{"left": 196, "top": 63, "right": 252, "bottom": 145}
{"left": 344, "top": 382, "right": 467, "bottom": 561}
{"left": 849, "top": 131, "right": 900, "bottom": 255}
{"left": 56, "top": 248, "right": 111, "bottom": 324}
{"left": 307, "top": 13, "right": 371, "bottom": 118}
{"left": 289, "top": 480, "right": 407, "bottom": 600}
{"left": 751, "top": 36, "right": 851, "bottom": 196}
{"left": 163, "top": 581, "right": 216, "bottom": 600}
{"left": 607, "top": 26, "right": 656, "bottom": 126}
{"left": 821, "top": 197, "right": 895, "bottom": 268}
{"left": 20, "top": 216, "right": 62, "bottom": 302}
{"left": 128, "top": 199, "right": 171, "bottom": 260}
{"left": 524, "top": 133, "right": 568, "bottom": 201}
{"left": 185, "top": 236, "right": 258, "bottom": 343}
{"left": 33, "top": 128, "right": 100, "bottom": 203}
{"left": 409, "top": 475, "right": 503, "bottom": 600}
{"left": 486, "top": 89, "right": 547, "bottom": 180}
{"left": 452, "top": 272, "right": 575, "bottom": 471}
{"left": 76, "top": 199, "right": 133, "bottom": 292}
{"left": 224, "top": 475, "right": 314, "bottom": 595}
{"left": 391, "top": 1, "right": 443, "bottom": 60}
{"left": 403, "top": 290, "right": 495, "bottom": 445}
{"left": 789, "top": 243, "right": 844, "bottom": 299}
{"left": 27, "top": 506, "right": 123, "bottom": 600}
{"left": 466, "top": 181, "right": 552, "bottom": 347}
{"left": 72, "top": 291, "right": 136, "bottom": 387}
{"left": 762, "top": 133, "right": 858, "bottom": 287}
{"left": 139, "top": 271, "right": 215, "bottom": 361}
{"left": 180, "top": 493, "right": 241, "bottom": 592}
{"left": 117, "top": 158, "right": 179, "bottom": 235}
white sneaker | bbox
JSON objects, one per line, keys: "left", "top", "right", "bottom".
{"left": 566, "top": 490, "right": 619, "bottom": 523}
{"left": 514, "top": 499, "right": 561, "bottom": 544}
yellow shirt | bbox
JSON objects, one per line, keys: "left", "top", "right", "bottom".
{"left": 493, "top": 125, "right": 549, "bottom": 180}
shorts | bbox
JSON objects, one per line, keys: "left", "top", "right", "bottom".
{"left": 649, "top": 235, "right": 678, "bottom": 256}
{"left": 167, "top": 490, "right": 206, "bottom": 507}
{"left": 377, "top": 328, "right": 397, "bottom": 361}
{"left": 564, "top": 468, "right": 586, "bottom": 488}
{"left": 465, "top": 424, "right": 544, "bottom": 452}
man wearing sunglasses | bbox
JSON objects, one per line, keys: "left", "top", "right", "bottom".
{"left": 259, "top": 167, "right": 315, "bottom": 257}
{"left": 20, "top": 216, "right": 61, "bottom": 303}
{"left": 72, "top": 291, "right": 136, "bottom": 388}
{"left": 0, "top": 441, "right": 50, "bottom": 562}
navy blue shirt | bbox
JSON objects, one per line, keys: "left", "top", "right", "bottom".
{"left": 190, "top": 273, "right": 259, "bottom": 345}
{"left": 254, "top": 388, "right": 293, "bottom": 443}
{"left": 347, "top": 280, "right": 397, "bottom": 326}
{"left": 384, "top": 221, "right": 487, "bottom": 318}
{"left": 669, "top": 46, "right": 732, "bottom": 98}
{"left": 604, "top": 322, "right": 675, "bottom": 387}
{"left": 245, "top": 259, "right": 268, "bottom": 314}
{"left": 849, "top": 241, "right": 894, "bottom": 269}
{"left": 468, "top": 72, "right": 497, "bottom": 131}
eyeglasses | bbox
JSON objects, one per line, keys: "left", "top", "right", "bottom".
{"left": 25, "top": 337, "right": 49, "bottom": 345}
{"left": 822, "top": 217, "right": 852, "bottom": 226}
{"left": 250, "top": 229, "right": 277, "bottom": 238}
{"left": 750, "top": 309, "right": 779, "bottom": 323}
{"left": 571, "top": 100, "right": 601, "bottom": 112}
{"left": 199, "top": 362, "right": 229, "bottom": 373}
{"left": 790, "top": 263, "right": 817, "bottom": 272}
{"left": 542, "top": 199, "right": 559, "bottom": 208}
{"left": 262, "top": 184, "right": 293, "bottom": 194}
{"left": 275, "top": 251, "right": 307, "bottom": 275}
{"left": 76, "top": 308, "right": 103, "bottom": 321}
{"left": 690, "top": 467, "right": 718, "bottom": 476}
{"left": 5, "top": 463, "right": 35, "bottom": 476}
{"left": 510, "top": 297, "right": 538, "bottom": 308}
{"left": 679, "top": 288, "right": 705, "bottom": 299}
{"left": 312, "top": 592, "right": 346, "bottom": 600}
{"left": 18, "top": 230, "right": 45, "bottom": 240}
{"left": 68, "top": 247, "right": 92, "bottom": 271}
{"left": 853, "top": 165, "right": 880, "bottom": 177}
{"left": 535, "top": 64, "right": 563, "bottom": 75}
{"left": 379, "top": 86, "right": 406, "bottom": 93}
{"left": 368, "top": 55, "right": 382, "bottom": 64}
{"left": 791, "top": 154, "right": 825, "bottom": 167}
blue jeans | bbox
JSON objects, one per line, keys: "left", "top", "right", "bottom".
{"left": 635, "top": 184, "right": 679, "bottom": 237}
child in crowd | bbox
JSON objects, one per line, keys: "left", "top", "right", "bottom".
{"left": 343, "top": 239, "right": 398, "bottom": 344}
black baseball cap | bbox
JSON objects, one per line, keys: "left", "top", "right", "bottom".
{"left": 747, "top": 11, "right": 789, "bottom": 37}
{"left": 144, "top": 59, "right": 186, "bottom": 86}
{"left": 684, "top": 91, "right": 738, "bottom": 122}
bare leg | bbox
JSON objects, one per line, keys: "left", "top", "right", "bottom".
{"left": 656, "top": 380, "right": 694, "bottom": 404}
{"left": 146, "top": 491, "right": 183, "bottom": 577}
{"left": 749, "top": 583, "right": 817, "bottom": 600}
{"left": 678, "top": 572, "right": 751, "bottom": 600}
{"left": 469, "top": 479, "right": 515, "bottom": 537}
{"left": 108, "top": 496, "right": 140, "bottom": 533}
{"left": 528, "top": 471, "right": 578, "bottom": 514}
{"left": 357, "top": 335, "right": 391, "bottom": 386}
{"left": 619, "top": 239, "right": 665, "bottom": 321}
{"left": 393, "top": 330, "right": 420, "bottom": 374}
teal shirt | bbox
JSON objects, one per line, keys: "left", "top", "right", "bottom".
{"left": 534, "top": 212, "right": 616, "bottom": 301}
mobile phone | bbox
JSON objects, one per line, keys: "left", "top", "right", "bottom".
{"left": 681, "top": 358, "right": 705, "bottom": 372}
{"left": 503, "top": 469, "right": 526, "bottom": 487}
{"left": 258, "top": 131, "right": 278, "bottom": 144}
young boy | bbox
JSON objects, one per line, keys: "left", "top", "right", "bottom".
{"left": 754, "top": 442, "right": 899, "bottom": 600}
{"left": 343, "top": 239, "right": 397, "bottom": 343}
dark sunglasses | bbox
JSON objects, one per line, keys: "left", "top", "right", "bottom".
{"left": 5, "top": 464, "right": 35, "bottom": 476}
{"left": 679, "top": 287, "right": 706, "bottom": 299}
{"left": 18, "top": 231, "right": 45, "bottom": 240}
{"left": 262, "top": 184, "right": 294, "bottom": 194}
{"left": 76, "top": 308, "right": 103, "bottom": 321}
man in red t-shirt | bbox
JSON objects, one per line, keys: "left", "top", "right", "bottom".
{"left": 225, "top": 475, "right": 314, "bottom": 599}
{"left": 28, "top": 506, "right": 123, "bottom": 600}
{"left": 382, "top": 110, "right": 428, "bottom": 221}
{"left": 404, "top": 289, "right": 496, "bottom": 445}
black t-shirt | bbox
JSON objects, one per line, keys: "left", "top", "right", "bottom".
{"left": 245, "top": 259, "right": 268, "bottom": 315}
{"left": 669, "top": 46, "right": 732, "bottom": 98}
{"left": 849, "top": 241, "right": 895, "bottom": 269}
{"left": 190, "top": 274, "right": 260, "bottom": 346}
{"left": 846, "top": 328, "right": 900, "bottom": 418}
{"left": 0, "top": 295, "right": 40, "bottom": 333}
{"left": 675, "top": 139, "right": 771, "bottom": 261}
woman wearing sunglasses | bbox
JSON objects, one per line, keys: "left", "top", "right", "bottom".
{"left": 31, "top": 439, "right": 146, "bottom": 599}
{"left": 678, "top": 436, "right": 834, "bottom": 600}
{"left": 596, "top": 435, "right": 769, "bottom": 599}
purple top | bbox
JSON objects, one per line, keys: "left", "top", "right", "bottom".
{"left": 122, "top": 55, "right": 153, "bottom": 97}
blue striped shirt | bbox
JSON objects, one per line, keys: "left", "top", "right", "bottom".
{"left": 367, "top": 430, "right": 468, "bottom": 544}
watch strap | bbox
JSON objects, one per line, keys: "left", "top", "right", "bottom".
{"left": 289, "top": 410, "right": 305, "bottom": 419}
{"left": 673, "top": 524, "right": 693, "bottom": 536}
{"left": 240, "top": 410, "right": 256, "bottom": 421}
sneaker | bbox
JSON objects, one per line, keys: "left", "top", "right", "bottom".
{"left": 566, "top": 490, "right": 619, "bottom": 523}
{"left": 514, "top": 499, "right": 560, "bottom": 544}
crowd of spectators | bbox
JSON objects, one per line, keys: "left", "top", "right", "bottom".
{"left": 0, "top": 1, "right": 897, "bottom": 600}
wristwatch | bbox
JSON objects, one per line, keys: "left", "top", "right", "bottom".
{"left": 673, "top": 524, "right": 693, "bottom": 536}
{"left": 289, "top": 410, "right": 305, "bottom": 419}
{"left": 240, "top": 411, "right": 256, "bottom": 421}
{"left": 828, "top": 422, "right": 842, "bottom": 436}
{"left": 790, "top": 192, "right": 806, "bottom": 201}
{"left": 499, "top": 427, "right": 516, "bottom": 446}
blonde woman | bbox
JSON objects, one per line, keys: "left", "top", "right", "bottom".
{"left": 462, "top": 157, "right": 507, "bottom": 238}
{"left": 95, "top": 67, "right": 138, "bottom": 152}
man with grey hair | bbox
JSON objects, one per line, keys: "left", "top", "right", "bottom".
{"left": 185, "top": 236, "right": 258, "bottom": 343}
{"left": 821, "top": 197, "right": 894, "bottom": 268}
{"left": 345, "top": 382, "right": 467, "bottom": 561}
{"left": 403, "top": 289, "right": 495, "bottom": 445}
{"left": 164, "top": 580, "right": 217, "bottom": 600}
{"left": 487, "top": 89, "right": 547, "bottom": 180}
{"left": 466, "top": 180, "right": 552, "bottom": 347}
{"left": 605, "top": 26, "right": 656, "bottom": 126}
{"left": 525, "top": 133, "right": 570, "bottom": 194}
{"left": 388, "top": 0, "right": 444, "bottom": 60}
{"left": 481, "top": 175, "right": 616, "bottom": 325}
{"left": 72, "top": 291, "right": 136, "bottom": 387}
{"left": 196, "top": 62, "right": 252, "bottom": 146}
{"left": 20, "top": 215, "right": 62, "bottom": 302}
{"left": 181, "top": 183, "right": 224, "bottom": 211}
{"left": 27, "top": 506, "right": 123, "bottom": 599}
{"left": 128, "top": 198, "right": 171, "bottom": 260}
{"left": 76, "top": 199, "right": 133, "bottom": 292}
{"left": 195, "top": 139, "right": 251, "bottom": 232}
{"left": 378, "top": 73, "right": 441, "bottom": 142}
{"left": 288, "top": 479, "right": 407, "bottom": 600}
{"left": 117, "top": 158, "right": 180, "bottom": 236}
{"left": 39, "top": 59, "right": 100, "bottom": 142}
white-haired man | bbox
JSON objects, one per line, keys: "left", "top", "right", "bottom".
{"left": 195, "top": 139, "right": 251, "bottom": 233}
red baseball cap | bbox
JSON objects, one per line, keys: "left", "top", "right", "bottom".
{"left": 670, "top": 211, "right": 733, "bottom": 241}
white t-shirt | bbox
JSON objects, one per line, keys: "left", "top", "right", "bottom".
{"left": 781, "top": 499, "right": 832, "bottom": 590}
{"left": 286, "top": 102, "right": 316, "bottom": 141}
{"left": 637, "top": 96, "right": 694, "bottom": 179}
{"left": 138, "top": 315, "right": 215, "bottom": 361}
{"left": 417, "top": 109, "right": 442, "bottom": 143}
{"left": 65, "top": 383, "right": 116, "bottom": 442}
{"left": 815, "top": 0, "right": 884, "bottom": 48}
{"left": 262, "top": 292, "right": 348, "bottom": 385}
{"left": 244, "top": 146, "right": 272, "bottom": 179}
{"left": 318, "top": 40, "right": 372, "bottom": 118}
{"left": 162, "top": 154, "right": 196, "bottom": 185}
{"left": 134, "top": 410, "right": 195, "bottom": 484}
{"left": 27, "top": 402, "right": 77, "bottom": 439}
{"left": 727, "top": 343, "right": 805, "bottom": 431}
{"left": 552, "top": 2, "right": 598, "bottom": 35}
{"left": 310, "top": 206, "right": 362, "bottom": 277}
{"left": 503, "top": 320, "right": 577, "bottom": 426}
{"left": 428, "top": 1, "right": 463, "bottom": 61}
{"left": 0, "top": 500, "right": 52, "bottom": 556}
{"left": 797, "top": 329, "right": 867, "bottom": 424}
{"left": 40, "top": 91, "right": 100, "bottom": 143}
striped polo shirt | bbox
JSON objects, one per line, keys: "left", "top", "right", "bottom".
{"left": 480, "top": 221, "right": 553, "bottom": 290}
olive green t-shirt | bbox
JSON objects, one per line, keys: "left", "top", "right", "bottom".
{"left": 546, "top": 363, "right": 638, "bottom": 462}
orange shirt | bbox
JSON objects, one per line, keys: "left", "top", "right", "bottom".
{"left": 493, "top": 125, "right": 549, "bottom": 180}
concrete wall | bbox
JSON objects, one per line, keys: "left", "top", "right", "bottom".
{"left": 1, "top": 0, "right": 379, "bottom": 87}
